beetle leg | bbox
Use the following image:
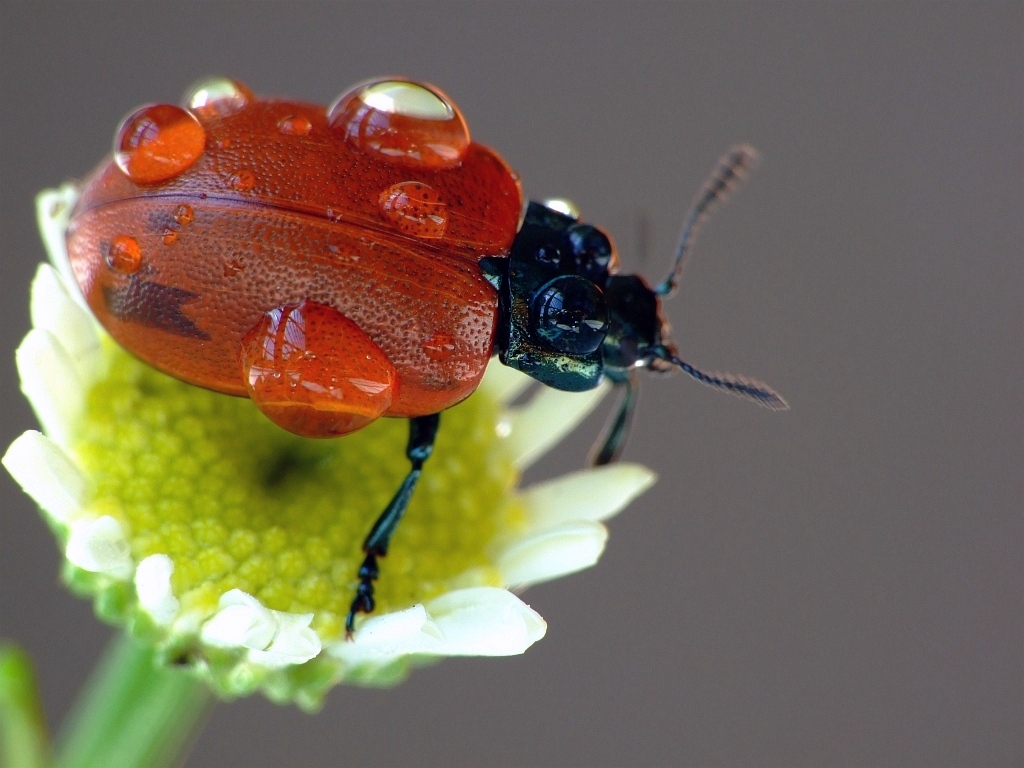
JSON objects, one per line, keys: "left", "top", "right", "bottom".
{"left": 589, "top": 370, "right": 639, "bottom": 466}
{"left": 346, "top": 413, "right": 441, "bottom": 636}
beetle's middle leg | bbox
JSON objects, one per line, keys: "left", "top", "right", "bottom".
{"left": 346, "top": 413, "right": 441, "bottom": 636}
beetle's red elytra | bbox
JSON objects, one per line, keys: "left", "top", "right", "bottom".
{"left": 70, "top": 78, "right": 522, "bottom": 438}
{"left": 66, "top": 77, "right": 787, "bottom": 633}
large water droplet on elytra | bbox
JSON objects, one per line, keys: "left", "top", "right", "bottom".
{"left": 327, "top": 79, "right": 470, "bottom": 169}
{"left": 379, "top": 181, "right": 448, "bottom": 238}
{"left": 184, "top": 77, "right": 253, "bottom": 118}
{"left": 105, "top": 235, "right": 142, "bottom": 273}
{"left": 114, "top": 104, "right": 206, "bottom": 184}
{"left": 240, "top": 301, "right": 397, "bottom": 438}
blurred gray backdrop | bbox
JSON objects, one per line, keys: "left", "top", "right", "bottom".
{"left": 1, "top": 3, "right": 1021, "bottom": 766}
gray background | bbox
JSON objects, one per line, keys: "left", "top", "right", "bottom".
{"left": 1, "top": 2, "right": 1021, "bottom": 766}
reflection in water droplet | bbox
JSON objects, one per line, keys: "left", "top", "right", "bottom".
{"left": 423, "top": 331, "right": 456, "bottom": 362}
{"left": 174, "top": 204, "right": 195, "bottom": 226}
{"left": 184, "top": 77, "right": 253, "bottom": 118}
{"left": 162, "top": 229, "right": 179, "bottom": 245}
{"left": 379, "top": 181, "right": 448, "bottom": 238}
{"left": 277, "top": 114, "right": 312, "bottom": 136}
{"left": 240, "top": 301, "right": 397, "bottom": 437}
{"left": 114, "top": 104, "right": 206, "bottom": 184}
{"left": 327, "top": 79, "right": 470, "bottom": 169}
{"left": 105, "top": 236, "right": 142, "bottom": 273}
{"left": 229, "top": 169, "right": 256, "bottom": 191}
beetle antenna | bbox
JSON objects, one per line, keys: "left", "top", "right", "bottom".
{"left": 652, "top": 346, "right": 788, "bottom": 411}
{"left": 654, "top": 145, "right": 760, "bottom": 297}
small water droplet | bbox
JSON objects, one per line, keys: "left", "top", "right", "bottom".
{"left": 379, "top": 181, "right": 448, "bottom": 238}
{"left": 162, "top": 228, "right": 179, "bottom": 245}
{"left": 224, "top": 259, "right": 244, "bottom": 277}
{"left": 105, "top": 235, "right": 142, "bottom": 273}
{"left": 184, "top": 77, "right": 253, "bottom": 118}
{"left": 423, "top": 331, "right": 456, "bottom": 361}
{"left": 229, "top": 169, "right": 256, "bottom": 191}
{"left": 327, "top": 79, "right": 470, "bottom": 169}
{"left": 277, "top": 114, "right": 312, "bottom": 136}
{"left": 114, "top": 104, "right": 206, "bottom": 184}
{"left": 174, "top": 204, "right": 194, "bottom": 226}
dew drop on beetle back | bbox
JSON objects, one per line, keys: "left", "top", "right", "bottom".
{"left": 327, "top": 79, "right": 470, "bottom": 170}
{"left": 105, "top": 235, "right": 142, "bottom": 274}
{"left": 379, "top": 181, "right": 448, "bottom": 238}
{"left": 173, "top": 204, "right": 194, "bottom": 226}
{"left": 114, "top": 104, "right": 206, "bottom": 184}
{"left": 277, "top": 114, "right": 312, "bottom": 136}
{"left": 184, "top": 77, "right": 253, "bottom": 118}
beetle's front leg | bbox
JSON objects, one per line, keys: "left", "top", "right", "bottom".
{"left": 346, "top": 413, "right": 441, "bottom": 637}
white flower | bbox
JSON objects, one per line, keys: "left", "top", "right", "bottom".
{"left": 3, "top": 185, "right": 656, "bottom": 705}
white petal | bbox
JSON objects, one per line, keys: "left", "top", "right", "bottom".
{"left": 36, "top": 185, "right": 85, "bottom": 306}
{"left": 134, "top": 555, "right": 179, "bottom": 626}
{"left": 251, "top": 611, "right": 321, "bottom": 667}
{"left": 327, "top": 605, "right": 444, "bottom": 662}
{"left": 65, "top": 515, "right": 134, "bottom": 580}
{"left": 478, "top": 361, "right": 533, "bottom": 404}
{"left": 498, "top": 521, "right": 608, "bottom": 587}
{"left": 2, "top": 430, "right": 87, "bottom": 525}
{"left": 16, "top": 328, "right": 84, "bottom": 447}
{"left": 520, "top": 463, "right": 657, "bottom": 527}
{"left": 502, "top": 383, "right": 610, "bottom": 469}
{"left": 30, "top": 264, "right": 102, "bottom": 384}
{"left": 201, "top": 589, "right": 277, "bottom": 651}
{"left": 424, "top": 587, "right": 547, "bottom": 656}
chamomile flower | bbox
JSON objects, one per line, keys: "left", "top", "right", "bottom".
{"left": 3, "top": 185, "right": 656, "bottom": 709}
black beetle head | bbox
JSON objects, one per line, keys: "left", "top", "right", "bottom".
{"left": 482, "top": 147, "right": 788, "bottom": 469}
{"left": 482, "top": 201, "right": 671, "bottom": 391}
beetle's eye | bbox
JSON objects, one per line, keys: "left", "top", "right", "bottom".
{"left": 531, "top": 275, "right": 609, "bottom": 355}
{"left": 567, "top": 224, "right": 613, "bottom": 281}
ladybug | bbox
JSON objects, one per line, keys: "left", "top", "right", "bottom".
{"left": 65, "top": 77, "right": 787, "bottom": 634}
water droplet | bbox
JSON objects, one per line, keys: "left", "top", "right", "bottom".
{"left": 224, "top": 259, "right": 244, "bottom": 277}
{"left": 114, "top": 104, "right": 206, "bottom": 184}
{"left": 173, "top": 204, "right": 194, "bottom": 226}
{"left": 542, "top": 198, "right": 580, "bottom": 219}
{"left": 105, "top": 235, "right": 142, "bottom": 273}
{"left": 229, "top": 169, "right": 256, "bottom": 191}
{"left": 423, "top": 331, "right": 456, "bottom": 362}
{"left": 379, "top": 182, "right": 448, "bottom": 238}
{"left": 184, "top": 77, "right": 253, "bottom": 118}
{"left": 327, "top": 79, "right": 470, "bottom": 169}
{"left": 162, "top": 228, "right": 179, "bottom": 245}
{"left": 277, "top": 114, "right": 312, "bottom": 136}
{"left": 240, "top": 301, "right": 396, "bottom": 437}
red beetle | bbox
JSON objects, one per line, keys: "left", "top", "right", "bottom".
{"left": 66, "top": 77, "right": 786, "bottom": 633}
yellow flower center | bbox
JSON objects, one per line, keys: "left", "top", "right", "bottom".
{"left": 74, "top": 341, "right": 524, "bottom": 641}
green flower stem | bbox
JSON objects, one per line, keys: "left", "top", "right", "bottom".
{"left": 57, "top": 634, "right": 212, "bottom": 768}
{"left": 0, "top": 644, "right": 52, "bottom": 768}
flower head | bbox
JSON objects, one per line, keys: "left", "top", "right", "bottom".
{"left": 3, "top": 185, "right": 655, "bottom": 709}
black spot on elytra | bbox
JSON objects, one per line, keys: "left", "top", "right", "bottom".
{"left": 102, "top": 277, "right": 210, "bottom": 340}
